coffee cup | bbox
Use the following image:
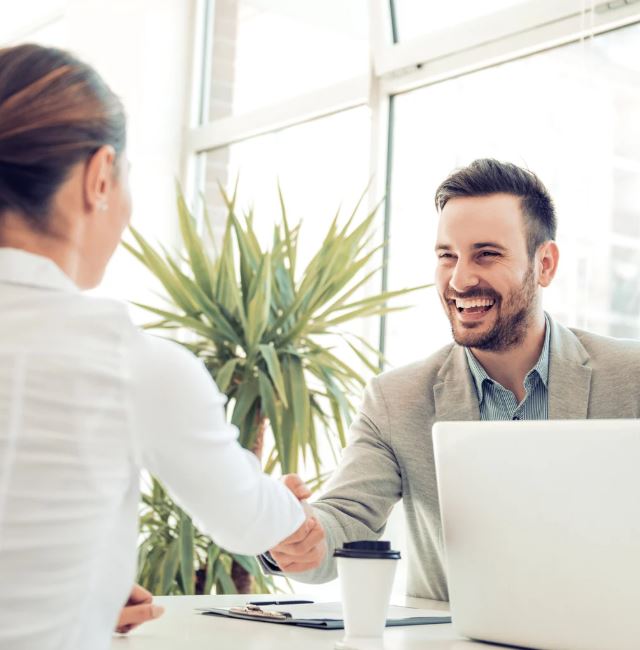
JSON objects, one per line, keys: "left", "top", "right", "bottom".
{"left": 334, "top": 540, "right": 401, "bottom": 649}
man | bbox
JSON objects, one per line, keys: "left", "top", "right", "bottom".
{"left": 261, "top": 159, "right": 640, "bottom": 600}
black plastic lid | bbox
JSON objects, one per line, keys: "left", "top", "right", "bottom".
{"left": 333, "top": 540, "right": 401, "bottom": 560}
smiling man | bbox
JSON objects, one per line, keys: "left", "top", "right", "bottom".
{"left": 260, "top": 159, "right": 640, "bottom": 600}
{"left": 434, "top": 168, "right": 559, "bottom": 413}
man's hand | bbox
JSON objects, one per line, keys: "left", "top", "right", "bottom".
{"left": 282, "top": 473, "right": 312, "bottom": 501}
{"left": 115, "top": 584, "right": 165, "bottom": 634}
{"left": 271, "top": 473, "right": 327, "bottom": 572}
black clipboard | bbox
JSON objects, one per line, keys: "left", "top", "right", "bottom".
{"left": 198, "top": 602, "right": 451, "bottom": 630}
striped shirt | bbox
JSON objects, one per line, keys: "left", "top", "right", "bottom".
{"left": 464, "top": 315, "right": 550, "bottom": 421}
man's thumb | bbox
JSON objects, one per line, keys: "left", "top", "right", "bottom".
{"left": 282, "top": 473, "right": 312, "bottom": 500}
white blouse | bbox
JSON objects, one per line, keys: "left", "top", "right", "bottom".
{"left": 0, "top": 248, "right": 304, "bottom": 650}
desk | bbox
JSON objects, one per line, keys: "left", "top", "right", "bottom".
{"left": 111, "top": 595, "right": 500, "bottom": 649}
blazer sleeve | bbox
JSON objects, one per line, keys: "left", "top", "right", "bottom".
{"left": 262, "top": 374, "right": 403, "bottom": 583}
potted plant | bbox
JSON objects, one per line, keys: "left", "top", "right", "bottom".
{"left": 125, "top": 183, "right": 428, "bottom": 594}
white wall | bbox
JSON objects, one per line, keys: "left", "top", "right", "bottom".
{"left": 1, "top": 0, "right": 196, "bottom": 309}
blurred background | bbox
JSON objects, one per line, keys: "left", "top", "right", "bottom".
{"left": 3, "top": 0, "right": 639, "bottom": 598}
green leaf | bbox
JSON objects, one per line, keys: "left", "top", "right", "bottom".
{"left": 125, "top": 229, "right": 199, "bottom": 314}
{"left": 321, "top": 304, "right": 408, "bottom": 328}
{"left": 230, "top": 379, "right": 259, "bottom": 433}
{"left": 262, "top": 446, "right": 278, "bottom": 475}
{"left": 277, "top": 181, "right": 297, "bottom": 281}
{"left": 215, "top": 358, "right": 240, "bottom": 393}
{"left": 137, "top": 541, "right": 151, "bottom": 582}
{"left": 258, "top": 343, "right": 288, "bottom": 407}
{"left": 245, "top": 253, "right": 271, "bottom": 350}
{"left": 258, "top": 369, "right": 285, "bottom": 467}
{"left": 281, "top": 355, "right": 309, "bottom": 472}
{"left": 215, "top": 561, "right": 238, "bottom": 594}
{"left": 231, "top": 213, "right": 261, "bottom": 307}
{"left": 179, "top": 510, "right": 195, "bottom": 595}
{"left": 160, "top": 538, "right": 180, "bottom": 594}
{"left": 215, "top": 217, "right": 246, "bottom": 324}
{"left": 204, "top": 544, "right": 221, "bottom": 595}
{"left": 130, "top": 302, "right": 215, "bottom": 339}
{"left": 331, "top": 283, "right": 432, "bottom": 314}
{"left": 279, "top": 400, "right": 297, "bottom": 474}
{"left": 176, "top": 184, "right": 213, "bottom": 298}
{"left": 345, "top": 338, "right": 381, "bottom": 375}
{"left": 231, "top": 554, "right": 263, "bottom": 578}
{"left": 144, "top": 545, "right": 166, "bottom": 594}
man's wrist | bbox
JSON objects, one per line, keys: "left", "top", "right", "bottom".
{"left": 258, "top": 551, "right": 282, "bottom": 574}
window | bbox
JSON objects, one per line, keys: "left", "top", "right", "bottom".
{"left": 392, "top": 0, "right": 531, "bottom": 42}
{"left": 207, "top": 0, "right": 369, "bottom": 118}
{"left": 202, "top": 106, "right": 377, "bottom": 375}
{"left": 384, "top": 22, "right": 640, "bottom": 367}
{"left": 188, "top": 0, "right": 640, "bottom": 597}
{"left": 203, "top": 107, "right": 372, "bottom": 254}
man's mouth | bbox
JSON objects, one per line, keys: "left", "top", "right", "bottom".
{"left": 451, "top": 297, "right": 496, "bottom": 314}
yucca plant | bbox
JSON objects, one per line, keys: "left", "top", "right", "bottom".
{"left": 125, "top": 182, "right": 428, "bottom": 594}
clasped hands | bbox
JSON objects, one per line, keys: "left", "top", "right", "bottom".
{"left": 269, "top": 474, "right": 327, "bottom": 573}
{"left": 115, "top": 474, "right": 325, "bottom": 636}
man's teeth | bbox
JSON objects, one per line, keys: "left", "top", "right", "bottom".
{"left": 454, "top": 298, "right": 495, "bottom": 309}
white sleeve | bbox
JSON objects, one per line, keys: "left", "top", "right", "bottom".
{"left": 128, "top": 332, "right": 305, "bottom": 555}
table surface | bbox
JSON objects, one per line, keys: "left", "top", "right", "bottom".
{"left": 111, "top": 594, "right": 501, "bottom": 650}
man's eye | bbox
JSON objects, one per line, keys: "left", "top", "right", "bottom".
{"left": 438, "top": 252, "right": 455, "bottom": 259}
{"left": 479, "top": 251, "right": 499, "bottom": 257}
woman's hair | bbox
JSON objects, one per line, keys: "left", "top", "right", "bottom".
{"left": 0, "top": 44, "right": 126, "bottom": 231}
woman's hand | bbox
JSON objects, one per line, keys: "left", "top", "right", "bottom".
{"left": 115, "top": 584, "right": 165, "bottom": 634}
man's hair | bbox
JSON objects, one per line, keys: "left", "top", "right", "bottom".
{"left": 434, "top": 158, "right": 557, "bottom": 258}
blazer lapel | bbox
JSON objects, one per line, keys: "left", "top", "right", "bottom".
{"left": 433, "top": 345, "right": 480, "bottom": 422}
{"left": 547, "top": 317, "right": 592, "bottom": 419}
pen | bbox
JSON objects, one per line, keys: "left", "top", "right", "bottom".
{"left": 248, "top": 599, "right": 314, "bottom": 605}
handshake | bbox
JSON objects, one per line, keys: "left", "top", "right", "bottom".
{"left": 271, "top": 474, "right": 327, "bottom": 572}
{"left": 116, "top": 474, "right": 326, "bottom": 635}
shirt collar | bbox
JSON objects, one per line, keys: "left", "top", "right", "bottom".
{"left": 0, "top": 247, "right": 79, "bottom": 293}
{"left": 464, "top": 313, "right": 551, "bottom": 401}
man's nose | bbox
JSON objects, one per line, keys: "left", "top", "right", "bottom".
{"left": 449, "top": 259, "right": 480, "bottom": 294}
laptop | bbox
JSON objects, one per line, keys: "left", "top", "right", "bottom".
{"left": 432, "top": 419, "right": 640, "bottom": 650}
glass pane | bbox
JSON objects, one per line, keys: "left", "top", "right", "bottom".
{"left": 208, "top": 0, "right": 369, "bottom": 118}
{"left": 385, "top": 21, "right": 640, "bottom": 367}
{"left": 203, "top": 107, "right": 375, "bottom": 419}
{"left": 393, "top": 0, "right": 531, "bottom": 42}
{"left": 202, "top": 107, "right": 373, "bottom": 601}
{"left": 203, "top": 107, "right": 371, "bottom": 262}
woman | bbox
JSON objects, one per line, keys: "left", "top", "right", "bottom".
{"left": 0, "top": 44, "right": 315, "bottom": 650}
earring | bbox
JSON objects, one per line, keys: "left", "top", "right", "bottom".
{"left": 98, "top": 200, "right": 108, "bottom": 212}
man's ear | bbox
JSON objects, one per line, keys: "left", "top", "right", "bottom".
{"left": 83, "top": 145, "right": 116, "bottom": 213}
{"left": 537, "top": 241, "right": 559, "bottom": 288}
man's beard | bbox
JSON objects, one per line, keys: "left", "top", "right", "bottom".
{"left": 445, "top": 265, "right": 537, "bottom": 352}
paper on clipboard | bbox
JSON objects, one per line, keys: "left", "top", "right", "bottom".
{"left": 198, "top": 601, "right": 452, "bottom": 629}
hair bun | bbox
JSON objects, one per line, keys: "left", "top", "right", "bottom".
{"left": 0, "top": 44, "right": 125, "bottom": 226}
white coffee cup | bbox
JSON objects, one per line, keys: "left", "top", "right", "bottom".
{"left": 334, "top": 540, "right": 401, "bottom": 649}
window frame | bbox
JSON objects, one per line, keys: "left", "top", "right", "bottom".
{"left": 183, "top": 0, "right": 640, "bottom": 356}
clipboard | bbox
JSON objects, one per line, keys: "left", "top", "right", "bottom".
{"left": 198, "top": 601, "right": 452, "bottom": 630}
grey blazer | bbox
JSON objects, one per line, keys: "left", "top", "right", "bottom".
{"left": 265, "top": 317, "right": 640, "bottom": 600}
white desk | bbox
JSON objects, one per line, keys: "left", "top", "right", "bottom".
{"left": 111, "top": 595, "right": 500, "bottom": 649}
